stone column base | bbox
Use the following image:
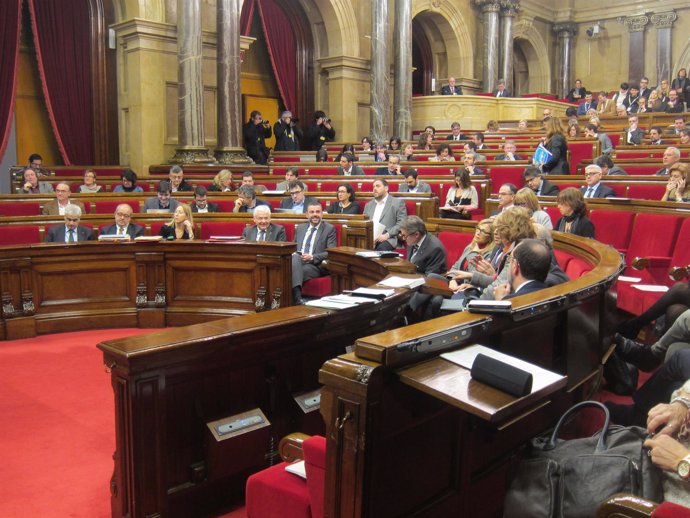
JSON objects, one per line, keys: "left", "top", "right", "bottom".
{"left": 170, "top": 146, "right": 216, "bottom": 164}
{"left": 214, "top": 147, "right": 254, "bottom": 165}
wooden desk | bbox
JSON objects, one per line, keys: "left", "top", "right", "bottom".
{"left": 318, "top": 233, "right": 623, "bottom": 518}
{"left": 98, "top": 250, "right": 416, "bottom": 518}
{"left": 0, "top": 241, "right": 295, "bottom": 339}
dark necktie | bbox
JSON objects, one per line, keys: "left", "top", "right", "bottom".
{"left": 491, "top": 250, "right": 503, "bottom": 269}
{"left": 259, "top": 230, "right": 266, "bottom": 241}
{"left": 410, "top": 244, "right": 419, "bottom": 261}
{"left": 68, "top": 229, "right": 76, "bottom": 243}
{"left": 303, "top": 227, "right": 316, "bottom": 255}
{"left": 585, "top": 187, "right": 593, "bottom": 198}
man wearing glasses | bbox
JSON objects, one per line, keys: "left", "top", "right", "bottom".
{"left": 100, "top": 204, "right": 144, "bottom": 238}
{"left": 581, "top": 165, "right": 616, "bottom": 199}
{"left": 279, "top": 180, "right": 319, "bottom": 214}
{"left": 523, "top": 166, "right": 560, "bottom": 196}
{"left": 42, "top": 183, "right": 85, "bottom": 216}
{"left": 45, "top": 205, "right": 94, "bottom": 242}
{"left": 490, "top": 183, "right": 517, "bottom": 216}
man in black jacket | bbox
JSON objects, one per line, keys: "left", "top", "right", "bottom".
{"left": 305, "top": 110, "right": 335, "bottom": 151}
{"left": 243, "top": 110, "right": 272, "bottom": 164}
{"left": 523, "top": 166, "right": 560, "bottom": 196}
{"left": 273, "top": 110, "right": 302, "bottom": 151}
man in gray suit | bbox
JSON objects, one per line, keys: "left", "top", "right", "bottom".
{"left": 21, "top": 167, "right": 53, "bottom": 194}
{"left": 291, "top": 201, "right": 337, "bottom": 304}
{"left": 144, "top": 181, "right": 180, "bottom": 213}
{"left": 363, "top": 179, "right": 407, "bottom": 251}
{"left": 242, "top": 205, "right": 287, "bottom": 242}
{"left": 398, "top": 169, "right": 432, "bottom": 193}
{"left": 336, "top": 153, "right": 364, "bottom": 176}
{"left": 45, "top": 205, "right": 94, "bottom": 243}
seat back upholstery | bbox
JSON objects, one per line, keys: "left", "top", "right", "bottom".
{"left": 0, "top": 225, "right": 41, "bottom": 245}
{"left": 303, "top": 436, "right": 326, "bottom": 518}
{"left": 670, "top": 218, "right": 690, "bottom": 268}
{"left": 626, "top": 213, "right": 681, "bottom": 265}
{"left": 437, "top": 231, "right": 474, "bottom": 270}
{"left": 588, "top": 210, "right": 635, "bottom": 253}
{"left": 199, "top": 221, "right": 247, "bottom": 239}
{"left": 93, "top": 200, "right": 140, "bottom": 215}
{"left": 0, "top": 202, "right": 41, "bottom": 216}
{"left": 627, "top": 184, "right": 667, "bottom": 201}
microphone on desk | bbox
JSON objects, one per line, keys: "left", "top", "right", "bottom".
{"left": 166, "top": 236, "right": 175, "bottom": 241}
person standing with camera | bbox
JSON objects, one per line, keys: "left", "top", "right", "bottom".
{"left": 273, "top": 110, "right": 303, "bottom": 151}
{"left": 306, "top": 110, "right": 335, "bottom": 151}
{"left": 243, "top": 110, "right": 272, "bottom": 164}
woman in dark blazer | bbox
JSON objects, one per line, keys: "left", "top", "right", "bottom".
{"left": 555, "top": 187, "right": 595, "bottom": 238}
{"left": 159, "top": 205, "right": 195, "bottom": 240}
{"left": 326, "top": 183, "right": 360, "bottom": 214}
{"left": 542, "top": 116, "right": 570, "bottom": 174}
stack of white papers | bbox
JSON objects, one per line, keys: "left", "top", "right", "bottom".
{"left": 377, "top": 276, "right": 425, "bottom": 289}
{"left": 305, "top": 294, "right": 379, "bottom": 310}
{"left": 285, "top": 460, "right": 306, "bottom": 479}
{"left": 351, "top": 287, "right": 395, "bottom": 298}
{"left": 632, "top": 284, "right": 669, "bottom": 293}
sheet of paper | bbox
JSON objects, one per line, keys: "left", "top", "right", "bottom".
{"left": 441, "top": 344, "right": 565, "bottom": 393}
{"left": 617, "top": 275, "right": 642, "bottom": 283}
{"left": 377, "top": 276, "right": 425, "bottom": 289}
{"left": 356, "top": 251, "right": 381, "bottom": 258}
{"left": 321, "top": 295, "right": 377, "bottom": 305}
{"left": 284, "top": 460, "right": 307, "bottom": 479}
{"left": 373, "top": 221, "right": 385, "bottom": 239}
{"left": 632, "top": 284, "right": 670, "bottom": 293}
{"left": 352, "top": 287, "right": 395, "bottom": 297}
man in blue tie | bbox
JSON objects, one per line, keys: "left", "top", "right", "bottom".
{"left": 45, "top": 205, "right": 94, "bottom": 243}
{"left": 580, "top": 165, "right": 616, "bottom": 199}
{"left": 291, "top": 201, "right": 337, "bottom": 304}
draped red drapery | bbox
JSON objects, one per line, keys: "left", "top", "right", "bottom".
{"left": 0, "top": 0, "right": 23, "bottom": 162}
{"left": 27, "top": 0, "right": 94, "bottom": 165}
{"left": 240, "top": 0, "right": 297, "bottom": 113}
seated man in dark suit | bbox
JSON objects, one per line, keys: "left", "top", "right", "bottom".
{"left": 624, "top": 115, "right": 645, "bottom": 145}
{"left": 441, "top": 77, "right": 463, "bottom": 95}
{"left": 291, "top": 201, "right": 337, "bottom": 304}
{"left": 233, "top": 184, "right": 271, "bottom": 213}
{"left": 656, "top": 147, "right": 681, "bottom": 176}
{"left": 495, "top": 141, "right": 526, "bottom": 161}
{"left": 190, "top": 186, "right": 219, "bottom": 213}
{"left": 376, "top": 155, "right": 402, "bottom": 176}
{"left": 401, "top": 216, "right": 448, "bottom": 322}
{"left": 168, "top": 165, "right": 193, "bottom": 192}
{"left": 144, "top": 181, "right": 181, "bottom": 213}
{"left": 523, "top": 166, "right": 559, "bottom": 196}
{"left": 576, "top": 92, "right": 597, "bottom": 115}
{"left": 45, "top": 205, "right": 94, "bottom": 243}
{"left": 242, "top": 205, "right": 286, "bottom": 242}
{"left": 100, "top": 203, "right": 144, "bottom": 238}
{"left": 446, "top": 121, "right": 467, "bottom": 141}
{"left": 336, "top": 153, "right": 364, "bottom": 176}
{"left": 398, "top": 169, "right": 432, "bottom": 193}
{"left": 581, "top": 164, "right": 616, "bottom": 198}
{"left": 279, "top": 180, "right": 319, "bottom": 213}
{"left": 493, "top": 79, "right": 511, "bottom": 97}
{"left": 494, "top": 238, "right": 551, "bottom": 300}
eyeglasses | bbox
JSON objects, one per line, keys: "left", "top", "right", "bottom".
{"left": 55, "top": 189, "right": 69, "bottom": 193}
{"left": 290, "top": 190, "right": 303, "bottom": 196}
{"left": 475, "top": 227, "right": 491, "bottom": 235}
{"left": 584, "top": 172, "right": 601, "bottom": 177}
{"left": 497, "top": 192, "right": 512, "bottom": 196}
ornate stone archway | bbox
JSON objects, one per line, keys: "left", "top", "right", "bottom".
{"left": 513, "top": 18, "right": 551, "bottom": 93}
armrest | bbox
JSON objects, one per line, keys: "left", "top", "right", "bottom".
{"left": 596, "top": 493, "right": 658, "bottom": 518}
{"left": 278, "top": 432, "right": 312, "bottom": 462}
{"left": 670, "top": 266, "right": 690, "bottom": 282}
{"left": 631, "top": 256, "right": 672, "bottom": 271}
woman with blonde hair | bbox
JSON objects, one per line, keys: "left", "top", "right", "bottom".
{"left": 208, "top": 169, "right": 234, "bottom": 192}
{"left": 542, "top": 116, "right": 570, "bottom": 174}
{"left": 648, "top": 89, "right": 663, "bottom": 112}
{"left": 514, "top": 187, "right": 553, "bottom": 229}
{"left": 160, "top": 204, "right": 195, "bottom": 240}
{"left": 662, "top": 163, "right": 690, "bottom": 202}
{"left": 447, "top": 218, "right": 496, "bottom": 277}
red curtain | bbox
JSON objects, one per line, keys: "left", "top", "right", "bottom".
{"left": 0, "top": 0, "right": 22, "bottom": 162}
{"left": 241, "top": 0, "right": 297, "bottom": 113}
{"left": 27, "top": 0, "right": 94, "bottom": 165}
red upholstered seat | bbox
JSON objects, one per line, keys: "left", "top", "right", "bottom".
{"left": 212, "top": 200, "right": 235, "bottom": 212}
{"left": 316, "top": 181, "right": 340, "bottom": 194}
{"left": 553, "top": 249, "right": 574, "bottom": 272}
{"left": 0, "top": 202, "right": 41, "bottom": 216}
{"left": 627, "top": 184, "right": 667, "bottom": 201}
{"left": 588, "top": 210, "right": 635, "bottom": 254}
{"left": 93, "top": 200, "right": 140, "bottom": 214}
{"left": 438, "top": 230, "right": 474, "bottom": 270}
{"left": 565, "top": 257, "right": 593, "bottom": 279}
{"left": 245, "top": 435, "right": 326, "bottom": 518}
{"left": 199, "top": 221, "right": 246, "bottom": 239}
{"left": 0, "top": 225, "right": 41, "bottom": 245}
{"left": 284, "top": 223, "right": 296, "bottom": 242}
{"left": 301, "top": 276, "right": 332, "bottom": 298}
{"left": 652, "top": 501, "right": 690, "bottom": 517}
{"left": 488, "top": 167, "right": 524, "bottom": 194}
{"left": 405, "top": 200, "right": 418, "bottom": 216}
{"left": 616, "top": 213, "right": 682, "bottom": 314}
{"left": 544, "top": 206, "right": 561, "bottom": 227}
{"left": 567, "top": 141, "right": 598, "bottom": 171}
{"left": 149, "top": 221, "right": 165, "bottom": 237}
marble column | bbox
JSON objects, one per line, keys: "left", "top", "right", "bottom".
{"left": 651, "top": 12, "right": 677, "bottom": 85}
{"left": 553, "top": 23, "right": 577, "bottom": 100}
{"left": 215, "top": 0, "right": 252, "bottom": 164}
{"left": 621, "top": 15, "right": 649, "bottom": 83}
{"left": 393, "top": 0, "right": 412, "bottom": 140}
{"left": 172, "top": 0, "right": 212, "bottom": 163}
{"left": 370, "top": 0, "right": 390, "bottom": 143}
{"left": 499, "top": 1, "right": 519, "bottom": 95}
{"left": 474, "top": 0, "right": 501, "bottom": 92}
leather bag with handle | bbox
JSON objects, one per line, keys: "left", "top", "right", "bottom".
{"left": 504, "top": 400, "right": 663, "bottom": 518}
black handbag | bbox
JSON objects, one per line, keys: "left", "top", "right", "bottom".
{"left": 504, "top": 401, "right": 663, "bottom": 518}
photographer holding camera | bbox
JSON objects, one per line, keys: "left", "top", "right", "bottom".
{"left": 243, "top": 110, "right": 272, "bottom": 164}
{"left": 274, "top": 110, "right": 303, "bottom": 151}
{"left": 306, "top": 110, "right": 336, "bottom": 151}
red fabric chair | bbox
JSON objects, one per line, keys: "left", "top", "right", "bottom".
{"left": 565, "top": 257, "right": 593, "bottom": 279}
{"left": 301, "top": 276, "right": 332, "bottom": 298}
{"left": 0, "top": 225, "right": 41, "bottom": 245}
{"left": 0, "top": 202, "right": 41, "bottom": 216}
{"left": 488, "top": 167, "right": 524, "bottom": 194}
{"left": 149, "top": 221, "right": 166, "bottom": 237}
{"left": 627, "top": 184, "right": 667, "bottom": 201}
{"left": 553, "top": 249, "right": 574, "bottom": 272}
{"left": 588, "top": 210, "right": 635, "bottom": 254}
{"left": 405, "top": 200, "right": 418, "bottom": 216}
{"left": 283, "top": 223, "right": 296, "bottom": 242}
{"left": 653, "top": 501, "right": 690, "bottom": 517}
{"left": 199, "top": 221, "right": 246, "bottom": 239}
{"left": 438, "top": 230, "right": 474, "bottom": 270}
{"left": 246, "top": 435, "right": 326, "bottom": 518}
{"left": 93, "top": 200, "right": 140, "bottom": 214}
{"left": 544, "top": 206, "right": 561, "bottom": 227}
{"left": 212, "top": 200, "right": 235, "bottom": 212}
{"left": 616, "top": 213, "right": 682, "bottom": 314}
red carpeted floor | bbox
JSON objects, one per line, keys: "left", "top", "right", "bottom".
{"left": 0, "top": 328, "right": 247, "bottom": 518}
